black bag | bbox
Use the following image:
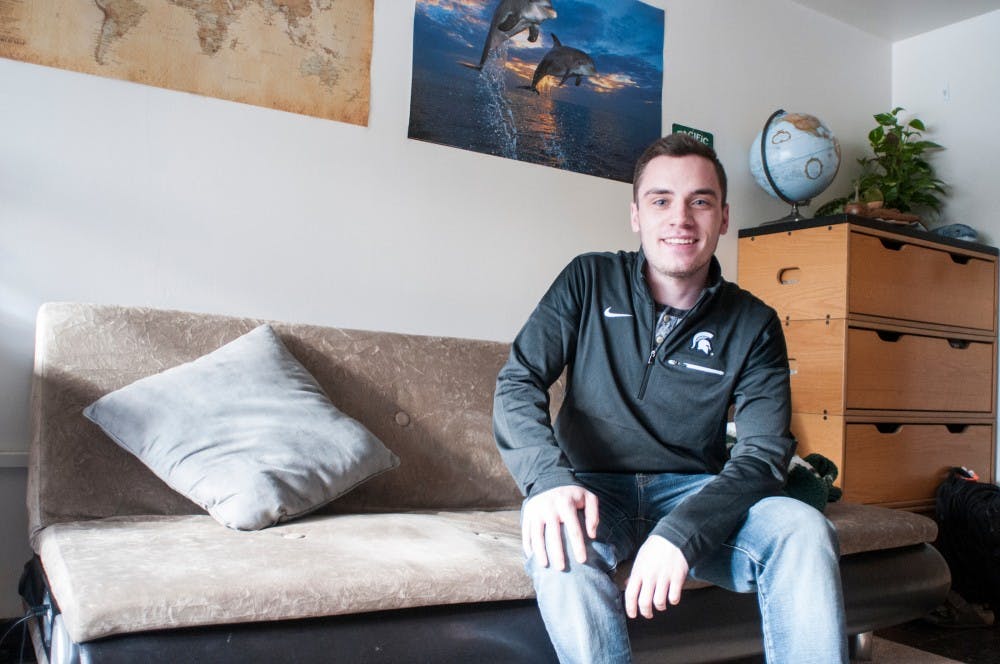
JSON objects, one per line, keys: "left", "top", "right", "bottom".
{"left": 935, "top": 467, "right": 1000, "bottom": 608}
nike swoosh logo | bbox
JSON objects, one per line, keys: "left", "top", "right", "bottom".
{"left": 603, "top": 307, "right": 633, "bottom": 319}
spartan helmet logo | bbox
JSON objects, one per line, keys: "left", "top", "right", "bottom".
{"left": 691, "top": 331, "right": 714, "bottom": 355}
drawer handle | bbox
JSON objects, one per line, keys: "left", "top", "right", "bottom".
{"left": 947, "top": 339, "right": 971, "bottom": 349}
{"left": 875, "top": 423, "right": 901, "bottom": 434}
{"left": 876, "top": 238, "right": 971, "bottom": 263}
{"left": 777, "top": 267, "right": 801, "bottom": 285}
{"left": 946, "top": 424, "right": 969, "bottom": 434}
{"left": 875, "top": 331, "right": 901, "bottom": 342}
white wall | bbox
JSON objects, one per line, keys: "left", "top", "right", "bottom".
{"left": 893, "top": 9, "right": 1000, "bottom": 481}
{"left": 0, "top": 0, "right": 890, "bottom": 617}
{"left": 893, "top": 10, "right": 1000, "bottom": 243}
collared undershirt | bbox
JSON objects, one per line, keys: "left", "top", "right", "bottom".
{"left": 654, "top": 305, "right": 690, "bottom": 346}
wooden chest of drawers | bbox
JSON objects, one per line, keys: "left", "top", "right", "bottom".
{"left": 738, "top": 216, "right": 998, "bottom": 509}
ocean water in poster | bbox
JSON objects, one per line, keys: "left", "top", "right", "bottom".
{"left": 408, "top": 1, "right": 664, "bottom": 183}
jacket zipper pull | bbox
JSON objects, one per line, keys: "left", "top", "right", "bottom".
{"left": 639, "top": 302, "right": 662, "bottom": 400}
{"left": 638, "top": 348, "right": 657, "bottom": 399}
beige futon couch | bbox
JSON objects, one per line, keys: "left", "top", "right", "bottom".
{"left": 20, "top": 302, "right": 950, "bottom": 663}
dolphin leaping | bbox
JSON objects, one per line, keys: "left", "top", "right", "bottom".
{"left": 464, "top": 0, "right": 557, "bottom": 70}
{"left": 521, "top": 33, "right": 597, "bottom": 94}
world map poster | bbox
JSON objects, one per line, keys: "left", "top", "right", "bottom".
{"left": 409, "top": 0, "right": 664, "bottom": 182}
{"left": 0, "top": 0, "right": 374, "bottom": 126}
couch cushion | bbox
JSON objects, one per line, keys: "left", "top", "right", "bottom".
{"left": 35, "top": 503, "right": 937, "bottom": 643}
{"left": 82, "top": 324, "right": 399, "bottom": 530}
{"left": 824, "top": 501, "right": 937, "bottom": 555}
{"left": 36, "top": 510, "right": 532, "bottom": 643}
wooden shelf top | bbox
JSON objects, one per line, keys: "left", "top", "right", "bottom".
{"left": 737, "top": 213, "right": 999, "bottom": 257}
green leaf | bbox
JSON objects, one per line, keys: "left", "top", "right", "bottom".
{"left": 815, "top": 197, "right": 848, "bottom": 217}
{"left": 874, "top": 113, "right": 895, "bottom": 126}
{"left": 862, "top": 186, "right": 883, "bottom": 202}
{"left": 908, "top": 118, "right": 926, "bottom": 131}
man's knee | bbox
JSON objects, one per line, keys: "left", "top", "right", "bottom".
{"left": 755, "top": 496, "right": 840, "bottom": 559}
{"left": 790, "top": 500, "right": 838, "bottom": 551}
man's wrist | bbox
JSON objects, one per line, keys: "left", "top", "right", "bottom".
{"left": 527, "top": 470, "right": 581, "bottom": 498}
{"left": 650, "top": 521, "right": 692, "bottom": 562}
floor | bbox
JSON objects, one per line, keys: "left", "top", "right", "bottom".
{"left": 867, "top": 636, "right": 965, "bottom": 663}
{"left": 723, "top": 608, "right": 1000, "bottom": 664}
{"left": 876, "top": 614, "right": 1000, "bottom": 664}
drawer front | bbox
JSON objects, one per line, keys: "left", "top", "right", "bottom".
{"left": 844, "top": 423, "right": 994, "bottom": 505}
{"left": 849, "top": 231, "right": 997, "bottom": 333}
{"left": 846, "top": 328, "right": 994, "bottom": 413}
{"left": 738, "top": 224, "right": 850, "bottom": 321}
{"left": 790, "top": 413, "right": 845, "bottom": 484}
{"left": 784, "top": 319, "right": 847, "bottom": 414}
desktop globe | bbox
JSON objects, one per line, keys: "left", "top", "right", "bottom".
{"left": 749, "top": 110, "right": 841, "bottom": 223}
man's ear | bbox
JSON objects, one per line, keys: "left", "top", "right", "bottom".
{"left": 720, "top": 203, "right": 730, "bottom": 235}
{"left": 630, "top": 201, "right": 640, "bottom": 233}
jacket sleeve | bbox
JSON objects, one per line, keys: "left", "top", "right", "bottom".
{"left": 493, "top": 259, "right": 584, "bottom": 497}
{"left": 650, "top": 311, "right": 795, "bottom": 564}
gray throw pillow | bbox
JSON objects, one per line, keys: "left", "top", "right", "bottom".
{"left": 83, "top": 324, "right": 399, "bottom": 530}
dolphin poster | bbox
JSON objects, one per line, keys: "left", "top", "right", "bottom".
{"left": 408, "top": 0, "right": 664, "bottom": 183}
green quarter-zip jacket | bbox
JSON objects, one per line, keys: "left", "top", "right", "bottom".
{"left": 493, "top": 250, "right": 795, "bottom": 565}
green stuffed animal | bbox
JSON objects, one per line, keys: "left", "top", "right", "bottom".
{"left": 725, "top": 423, "right": 841, "bottom": 512}
{"left": 785, "top": 453, "right": 843, "bottom": 512}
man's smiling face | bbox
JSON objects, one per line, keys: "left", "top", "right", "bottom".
{"left": 630, "top": 154, "right": 730, "bottom": 290}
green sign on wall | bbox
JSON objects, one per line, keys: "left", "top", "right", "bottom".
{"left": 671, "top": 123, "right": 714, "bottom": 148}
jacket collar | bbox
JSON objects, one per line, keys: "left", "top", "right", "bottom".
{"left": 634, "top": 249, "right": 725, "bottom": 306}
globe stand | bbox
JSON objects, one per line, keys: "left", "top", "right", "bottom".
{"left": 757, "top": 109, "right": 812, "bottom": 227}
{"left": 760, "top": 200, "right": 810, "bottom": 226}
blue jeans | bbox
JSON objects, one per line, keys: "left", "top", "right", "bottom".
{"left": 524, "top": 473, "right": 847, "bottom": 664}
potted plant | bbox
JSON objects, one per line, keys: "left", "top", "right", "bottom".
{"left": 816, "top": 108, "right": 946, "bottom": 222}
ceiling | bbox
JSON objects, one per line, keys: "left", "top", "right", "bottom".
{"left": 790, "top": 0, "right": 1000, "bottom": 41}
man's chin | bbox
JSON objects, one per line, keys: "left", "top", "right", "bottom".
{"left": 652, "top": 261, "right": 709, "bottom": 282}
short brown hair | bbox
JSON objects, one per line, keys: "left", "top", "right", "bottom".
{"left": 632, "top": 134, "right": 728, "bottom": 205}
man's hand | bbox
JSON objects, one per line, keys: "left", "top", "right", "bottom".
{"left": 624, "top": 535, "right": 689, "bottom": 619}
{"left": 522, "top": 485, "right": 599, "bottom": 571}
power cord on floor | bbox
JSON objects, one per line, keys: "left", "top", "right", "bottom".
{"left": 0, "top": 605, "right": 48, "bottom": 664}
